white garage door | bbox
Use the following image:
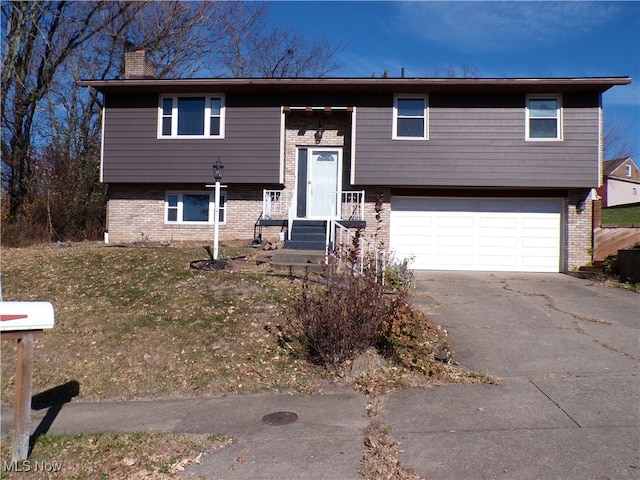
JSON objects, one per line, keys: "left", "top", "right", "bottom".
{"left": 390, "top": 197, "right": 563, "bottom": 272}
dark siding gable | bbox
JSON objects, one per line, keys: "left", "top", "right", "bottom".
{"left": 102, "top": 93, "right": 281, "bottom": 184}
{"left": 353, "top": 92, "right": 601, "bottom": 188}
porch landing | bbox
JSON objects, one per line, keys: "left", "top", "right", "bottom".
{"left": 270, "top": 249, "right": 325, "bottom": 272}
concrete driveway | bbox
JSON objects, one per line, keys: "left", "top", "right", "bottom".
{"left": 384, "top": 272, "right": 640, "bottom": 480}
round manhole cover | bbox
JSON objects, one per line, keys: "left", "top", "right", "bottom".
{"left": 261, "top": 411, "right": 298, "bottom": 426}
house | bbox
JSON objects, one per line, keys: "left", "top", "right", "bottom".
{"left": 80, "top": 51, "right": 631, "bottom": 273}
{"left": 597, "top": 157, "right": 640, "bottom": 207}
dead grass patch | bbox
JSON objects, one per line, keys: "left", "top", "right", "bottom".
{"left": 1, "top": 243, "right": 327, "bottom": 403}
{"left": 0, "top": 431, "right": 231, "bottom": 479}
{"left": 360, "top": 397, "right": 424, "bottom": 480}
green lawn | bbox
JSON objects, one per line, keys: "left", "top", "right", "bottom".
{"left": 601, "top": 203, "right": 640, "bottom": 225}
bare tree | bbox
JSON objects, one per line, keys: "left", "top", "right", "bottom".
{"left": 1, "top": 1, "right": 136, "bottom": 224}
{"left": 604, "top": 118, "right": 636, "bottom": 160}
{"left": 214, "top": 3, "right": 343, "bottom": 78}
{"left": 2, "top": 1, "right": 344, "bottom": 244}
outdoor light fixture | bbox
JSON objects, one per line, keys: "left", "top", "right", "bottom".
{"left": 213, "top": 158, "right": 224, "bottom": 181}
{"left": 576, "top": 200, "right": 586, "bottom": 214}
{"left": 314, "top": 122, "right": 324, "bottom": 144}
{"left": 212, "top": 158, "right": 224, "bottom": 260}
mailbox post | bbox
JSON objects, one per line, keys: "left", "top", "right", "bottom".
{"left": 0, "top": 302, "right": 55, "bottom": 462}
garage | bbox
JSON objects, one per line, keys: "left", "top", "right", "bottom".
{"left": 389, "top": 197, "right": 563, "bottom": 272}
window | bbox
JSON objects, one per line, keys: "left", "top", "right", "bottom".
{"left": 393, "top": 95, "right": 428, "bottom": 139}
{"left": 159, "top": 95, "right": 225, "bottom": 138}
{"left": 526, "top": 95, "right": 562, "bottom": 140}
{"left": 626, "top": 165, "right": 632, "bottom": 177}
{"left": 165, "top": 192, "right": 226, "bottom": 224}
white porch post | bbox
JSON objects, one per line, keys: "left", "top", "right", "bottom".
{"left": 213, "top": 180, "right": 221, "bottom": 260}
{"left": 211, "top": 159, "right": 224, "bottom": 260}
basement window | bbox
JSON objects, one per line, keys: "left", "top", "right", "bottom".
{"left": 165, "top": 192, "right": 226, "bottom": 224}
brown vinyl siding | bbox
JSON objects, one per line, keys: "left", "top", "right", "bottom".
{"left": 102, "top": 94, "right": 281, "bottom": 184}
{"left": 353, "top": 93, "right": 601, "bottom": 188}
{"left": 102, "top": 89, "right": 602, "bottom": 189}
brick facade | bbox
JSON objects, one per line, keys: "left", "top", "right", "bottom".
{"left": 565, "top": 188, "right": 595, "bottom": 270}
{"left": 106, "top": 184, "right": 594, "bottom": 273}
{"left": 283, "top": 113, "right": 352, "bottom": 190}
{"left": 106, "top": 184, "right": 265, "bottom": 244}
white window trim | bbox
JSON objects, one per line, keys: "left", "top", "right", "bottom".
{"left": 158, "top": 94, "right": 225, "bottom": 139}
{"left": 393, "top": 94, "right": 428, "bottom": 140}
{"left": 626, "top": 164, "right": 632, "bottom": 177}
{"left": 525, "top": 94, "right": 563, "bottom": 141}
{"left": 165, "top": 191, "right": 227, "bottom": 225}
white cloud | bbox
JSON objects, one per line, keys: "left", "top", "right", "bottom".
{"left": 396, "top": 1, "right": 622, "bottom": 53}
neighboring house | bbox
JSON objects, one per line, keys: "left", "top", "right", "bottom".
{"left": 597, "top": 157, "right": 640, "bottom": 207}
{"left": 80, "top": 51, "right": 630, "bottom": 273}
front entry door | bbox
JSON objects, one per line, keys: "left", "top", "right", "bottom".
{"left": 308, "top": 148, "right": 341, "bottom": 218}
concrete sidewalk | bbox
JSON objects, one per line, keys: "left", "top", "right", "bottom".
{"left": 2, "top": 273, "right": 639, "bottom": 479}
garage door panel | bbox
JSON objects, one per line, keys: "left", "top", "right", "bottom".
{"left": 522, "top": 237, "right": 557, "bottom": 248}
{"left": 479, "top": 236, "right": 517, "bottom": 247}
{"left": 479, "top": 255, "right": 518, "bottom": 267}
{"left": 479, "top": 216, "right": 518, "bottom": 228}
{"left": 408, "top": 253, "right": 435, "bottom": 268}
{"left": 436, "top": 216, "right": 474, "bottom": 228}
{"left": 436, "top": 235, "right": 474, "bottom": 247}
{"left": 390, "top": 197, "right": 562, "bottom": 273}
{"left": 522, "top": 217, "right": 559, "bottom": 229}
{"left": 522, "top": 255, "right": 558, "bottom": 267}
{"left": 435, "top": 254, "right": 474, "bottom": 267}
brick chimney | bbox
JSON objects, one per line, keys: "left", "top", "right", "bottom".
{"left": 124, "top": 50, "right": 156, "bottom": 79}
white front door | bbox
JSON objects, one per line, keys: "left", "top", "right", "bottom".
{"left": 308, "top": 148, "right": 341, "bottom": 218}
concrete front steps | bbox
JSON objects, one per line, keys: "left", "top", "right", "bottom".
{"left": 270, "top": 220, "right": 328, "bottom": 272}
{"left": 270, "top": 249, "right": 326, "bottom": 273}
{"left": 284, "top": 220, "right": 326, "bottom": 250}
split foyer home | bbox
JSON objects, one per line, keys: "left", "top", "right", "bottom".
{"left": 80, "top": 51, "right": 631, "bottom": 273}
{"left": 597, "top": 157, "right": 640, "bottom": 207}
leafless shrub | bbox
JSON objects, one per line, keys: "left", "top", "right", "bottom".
{"left": 293, "top": 263, "right": 391, "bottom": 372}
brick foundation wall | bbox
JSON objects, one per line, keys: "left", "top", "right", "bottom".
{"left": 565, "top": 188, "right": 594, "bottom": 270}
{"left": 106, "top": 184, "right": 265, "bottom": 244}
{"left": 107, "top": 183, "right": 594, "bottom": 272}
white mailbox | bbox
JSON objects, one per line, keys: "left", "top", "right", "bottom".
{"left": 0, "top": 302, "right": 55, "bottom": 331}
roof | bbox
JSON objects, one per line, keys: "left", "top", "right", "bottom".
{"left": 603, "top": 157, "right": 638, "bottom": 176}
{"left": 78, "top": 76, "right": 632, "bottom": 95}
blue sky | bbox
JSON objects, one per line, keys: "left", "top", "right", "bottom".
{"left": 268, "top": 0, "right": 640, "bottom": 159}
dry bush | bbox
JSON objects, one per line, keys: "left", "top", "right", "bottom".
{"left": 379, "top": 292, "right": 452, "bottom": 376}
{"left": 292, "top": 196, "right": 451, "bottom": 377}
{"left": 293, "top": 265, "right": 391, "bottom": 372}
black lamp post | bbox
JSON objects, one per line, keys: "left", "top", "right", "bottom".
{"left": 213, "top": 158, "right": 224, "bottom": 182}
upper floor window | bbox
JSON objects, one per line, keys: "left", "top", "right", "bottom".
{"left": 159, "top": 95, "right": 225, "bottom": 138}
{"left": 526, "top": 95, "right": 562, "bottom": 140}
{"left": 393, "top": 94, "right": 428, "bottom": 140}
{"left": 165, "top": 191, "right": 226, "bottom": 224}
{"left": 626, "top": 164, "right": 632, "bottom": 177}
